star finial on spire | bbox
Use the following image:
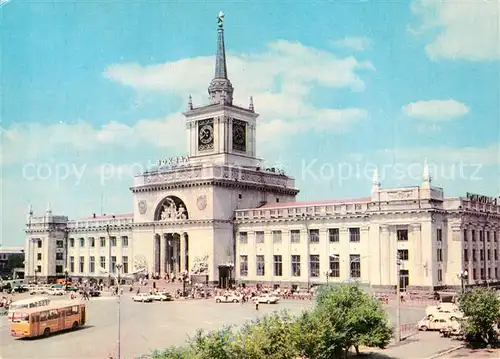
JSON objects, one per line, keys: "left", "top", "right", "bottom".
{"left": 372, "top": 167, "right": 380, "bottom": 187}
{"left": 188, "top": 95, "right": 193, "bottom": 110}
{"left": 218, "top": 11, "right": 224, "bottom": 28}
{"left": 249, "top": 96, "right": 254, "bottom": 111}
{"left": 423, "top": 163, "right": 431, "bottom": 183}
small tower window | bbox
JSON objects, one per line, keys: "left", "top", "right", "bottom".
{"left": 276, "top": 198, "right": 280, "bottom": 203}
{"left": 238, "top": 194, "right": 242, "bottom": 199}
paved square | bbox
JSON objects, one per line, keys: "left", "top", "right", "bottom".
{"left": 0, "top": 295, "right": 425, "bottom": 359}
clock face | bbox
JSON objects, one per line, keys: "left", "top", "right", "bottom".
{"left": 198, "top": 119, "right": 214, "bottom": 151}
{"left": 232, "top": 119, "right": 246, "bottom": 152}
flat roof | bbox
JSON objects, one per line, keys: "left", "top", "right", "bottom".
{"left": 251, "top": 197, "right": 372, "bottom": 210}
{"left": 13, "top": 300, "right": 84, "bottom": 314}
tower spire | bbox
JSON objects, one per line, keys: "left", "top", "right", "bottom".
{"left": 208, "top": 11, "right": 234, "bottom": 105}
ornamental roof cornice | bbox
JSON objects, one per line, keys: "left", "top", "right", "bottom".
{"left": 183, "top": 103, "right": 258, "bottom": 119}
{"left": 133, "top": 219, "right": 233, "bottom": 229}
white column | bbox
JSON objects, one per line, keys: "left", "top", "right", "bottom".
{"left": 410, "top": 223, "right": 422, "bottom": 287}
{"left": 160, "top": 234, "right": 166, "bottom": 276}
{"left": 380, "top": 225, "right": 390, "bottom": 285}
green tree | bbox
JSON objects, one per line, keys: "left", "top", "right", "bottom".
{"left": 459, "top": 288, "right": 500, "bottom": 345}
{"left": 234, "top": 311, "right": 301, "bottom": 359}
{"left": 7, "top": 253, "right": 24, "bottom": 269}
{"left": 314, "top": 284, "right": 393, "bottom": 357}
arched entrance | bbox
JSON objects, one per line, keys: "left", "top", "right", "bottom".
{"left": 153, "top": 232, "right": 189, "bottom": 277}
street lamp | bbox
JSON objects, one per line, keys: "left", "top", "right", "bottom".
{"left": 395, "top": 252, "right": 402, "bottom": 342}
{"left": 99, "top": 265, "right": 145, "bottom": 359}
{"left": 227, "top": 261, "right": 234, "bottom": 288}
{"left": 325, "top": 269, "right": 332, "bottom": 285}
{"left": 64, "top": 268, "right": 69, "bottom": 291}
{"left": 457, "top": 270, "right": 468, "bottom": 294}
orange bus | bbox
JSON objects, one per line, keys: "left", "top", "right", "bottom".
{"left": 9, "top": 301, "right": 86, "bottom": 338}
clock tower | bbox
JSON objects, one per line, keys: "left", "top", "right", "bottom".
{"left": 184, "top": 12, "right": 260, "bottom": 168}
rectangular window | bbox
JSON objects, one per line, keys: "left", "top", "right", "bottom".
{"left": 290, "top": 230, "right": 300, "bottom": 244}
{"left": 111, "top": 256, "right": 117, "bottom": 273}
{"left": 472, "top": 230, "right": 476, "bottom": 241}
{"left": 69, "top": 256, "right": 74, "bottom": 272}
{"left": 397, "top": 229, "right": 409, "bottom": 241}
{"left": 89, "top": 256, "right": 95, "bottom": 273}
{"left": 122, "top": 256, "right": 128, "bottom": 273}
{"left": 494, "top": 249, "right": 498, "bottom": 260}
{"left": 349, "top": 228, "right": 360, "bottom": 242}
{"left": 437, "top": 249, "right": 443, "bottom": 262}
{"left": 36, "top": 265, "right": 41, "bottom": 272}
{"left": 37, "top": 240, "right": 42, "bottom": 248}
{"left": 398, "top": 249, "right": 409, "bottom": 261}
{"left": 69, "top": 238, "right": 74, "bottom": 247}
{"left": 437, "top": 229, "right": 443, "bottom": 242}
{"left": 480, "top": 230, "right": 484, "bottom": 242}
{"left": 79, "top": 238, "right": 85, "bottom": 247}
{"left": 256, "top": 255, "right": 265, "bottom": 276}
{"left": 256, "top": 231, "right": 265, "bottom": 244}
{"left": 438, "top": 269, "right": 443, "bottom": 281}
{"left": 328, "top": 228, "right": 339, "bottom": 242}
{"left": 55, "top": 253, "right": 63, "bottom": 260}
{"left": 273, "top": 255, "right": 282, "bottom": 276}
{"left": 79, "top": 256, "right": 84, "bottom": 273}
{"left": 464, "top": 249, "right": 469, "bottom": 262}
{"left": 122, "top": 236, "right": 129, "bottom": 247}
{"left": 350, "top": 254, "right": 361, "bottom": 278}
{"left": 239, "top": 232, "right": 248, "bottom": 243}
{"left": 329, "top": 255, "right": 340, "bottom": 277}
{"left": 473, "top": 249, "right": 477, "bottom": 260}
{"left": 463, "top": 229, "right": 467, "bottom": 242}
{"left": 480, "top": 268, "right": 485, "bottom": 279}
{"left": 111, "top": 237, "right": 117, "bottom": 247}
{"left": 309, "top": 255, "right": 320, "bottom": 277}
{"left": 89, "top": 237, "right": 95, "bottom": 247}
{"left": 473, "top": 268, "right": 477, "bottom": 280}
{"left": 487, "top": 231, "right": 491, "bottom": 242}
{"left": 272, "top": 230, "right": 282, "bottom": 244}
{"left": 480, "top": 249, "right": 484, "bottom": 261}
{"left": 37, "top": 253, "right": 42, "bottom": 260}
{"left": 494, "top": 232, "right": 497, "bottom": 242}
{"left": 55, "top": 265, "right": 63, "bottom": 274}
{"left": 309, "top": 229, "right": 319, "bottom": 243}
{"left": 495, "top": 268, "right": 498, "bottom": 279}
{"left": 291, "top": 255, "right": 301, "bottom": 277}
{"left": 100, "top": 237, "right": 106, "bottom": 247}
{"left": 239, "top": 255, "right": 248, "bottom": 276}
{"left": 487, "top": 268, "right": 491, "bottom": 279}
{"left": 56, "top": 240, "right": 64, "bottom": 248}
{"left": 100, "top": 256, "right": 106, "bottom": 270}
{"left": 487, "top": 250, "right": 491, "bottom": 261}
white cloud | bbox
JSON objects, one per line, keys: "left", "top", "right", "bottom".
{"left": 0, "top": 113, "right": 185, "bottom": 164}
{"left": 402, "top": 99, "right": 469, "bottom": 121}
{"left": 410, "top": 0, "right": 500, "bottom": 61}
{"left": 2, "top": 40, "right": 374, "bottom": 165}
{"left": 378, "top": 142, "right": 500, "bottom": 166}
{"left": 331, "top": 37, "right": 372, "bottom": 51}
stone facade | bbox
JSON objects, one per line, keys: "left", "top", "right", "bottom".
{"left": 23, "top": 15, "right": 500, "bottom": 291}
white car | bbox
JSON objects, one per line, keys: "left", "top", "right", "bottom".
{"left": 215, "top": 294, "right": 241, "bottom": 303}
{"left": 255, "top": 294, "right": 279, "bottom": 304}
{"left": 151, "top": 292, "right": 173, "bottom": 301}
{"left": 48, "top": 288, "right": 65, "bottom": 296}
{"left": 133, "top": 293, "right": 154, "bottom": 302}
{"left": 30, "top": 287, "right": 48, "bottom": 295}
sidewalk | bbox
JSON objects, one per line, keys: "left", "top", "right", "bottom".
{"left": 360, "top": 332, "right": 463, "bottom": 359}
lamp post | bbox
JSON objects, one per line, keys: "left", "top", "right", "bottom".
{"left": 395, "top": 252, "right": 402, "bottom": 342}
{"left": 227, "top": 261, "right": 234, "bottom": 289}
{"left": 325, "top": 269, "right": 332, "bottom": 285}
{"left": 99, "top": 265, "right": 144, "bottom": 359}
{"left": 64, "top": 269, "right": 69, "bottom": 291}
{"left": 457, "top": 270, "right": 468, "bottom": 294}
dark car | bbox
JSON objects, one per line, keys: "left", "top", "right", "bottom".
{"left": 89, "top": 290, "right": 101, "bottom": 297}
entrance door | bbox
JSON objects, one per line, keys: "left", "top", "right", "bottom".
{"left": 32, "top": 315, "right": 40, "bottom": 337}
{"left": 218, "top": 265, "right": 229, "bottom": 289}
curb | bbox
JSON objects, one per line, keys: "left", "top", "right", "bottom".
{"left": 426, "top": 344, "right": 465, "bottom": 359}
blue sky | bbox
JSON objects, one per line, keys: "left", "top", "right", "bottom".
{"left": 1, "top": 0, "right": 499, "bottom": 245}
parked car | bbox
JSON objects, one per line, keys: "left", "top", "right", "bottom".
{"left": 151, "top": 292, "right": 173, "bottom": 301}
{"left": 29, "top": 287, "right": 48, "bottom": 295}
{"left": 48, "top": 288, "right": 65, "bottom": 296}
{"left": 426, "top": 304, "right": 463, "bottom": 320}
{"left": 215, "top": 294, "right": 241, "bottom": 303}
{"left": 418, "top": 315, "right": 451, "bottom": 331}
{"left": 133, "top": 293, "right": 154, "bottom": 302}
{"left": 88, "top": 290, "right": 101, "bottom": 297}
{"left": 254, "top": 294, "right": 279, "bottom": 304}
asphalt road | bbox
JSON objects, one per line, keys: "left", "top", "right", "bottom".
{"left": 0, "top": 294, "right": 425, "bottom": 359}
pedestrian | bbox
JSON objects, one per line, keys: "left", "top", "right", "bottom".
{"left": 254, "top": 297, "right": 259, "bottom": 310}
